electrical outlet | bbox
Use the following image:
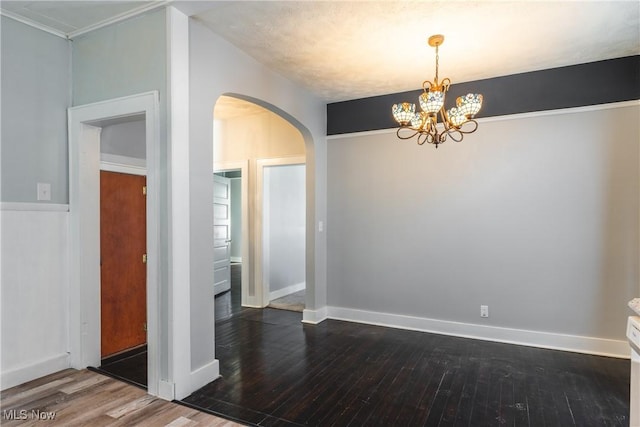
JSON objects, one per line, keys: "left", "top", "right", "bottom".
{"left": 480, "top": 305, "right": 489, "bottom": 318}
{"left": 37, "top": 182, "right": 51, "bottom": 201}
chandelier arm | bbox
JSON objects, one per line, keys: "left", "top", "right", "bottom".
{"left": 396, "top": 127, "right": 420, "bottom": 140}
{"left": 457, "top": 119, "right": 479, "bottom": 135}
{"left": 446, "top": 128, "right": 463, "bottom": 142}
{"left": 440, "top": 109, "right": 451, "bottom": 130}
{"left": 422, "top": 80, "right": 435, "bottom": 91}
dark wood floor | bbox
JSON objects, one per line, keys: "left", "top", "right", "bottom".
{"left": 92, "top": 264, "right": 631, "bottom": 426}
{"left": 181, "top": 267, "right": 631, "bottom": 427}
{"left": 94, "top": 345, "right": 148, "bottom": 389}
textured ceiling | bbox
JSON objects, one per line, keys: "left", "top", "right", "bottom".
{"left": 2, "top": 1, "right": 639, "bottom": 104}
{"left": 193, "top": 1, "right": 640, "bottom": 102}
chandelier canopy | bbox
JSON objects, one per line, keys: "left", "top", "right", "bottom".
{"left": 392, "top": 35, "right": 483, "bottom": 148}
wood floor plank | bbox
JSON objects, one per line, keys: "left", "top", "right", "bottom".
{"left": 0, "top": 369, "right": 244, "bottom": 426}
{"left": 59, "top": 372, "right": 111, "bottom": 394}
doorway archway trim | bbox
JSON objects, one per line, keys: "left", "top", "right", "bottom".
{"left": 256, "top": 156, "right": 306, "bottom": 308}
{"left": 68, "top": 91, "right": 162, "bottom": 397}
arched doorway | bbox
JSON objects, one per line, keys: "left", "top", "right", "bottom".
{"left": 213, "top": 95, "right": 307, "bottom": 312}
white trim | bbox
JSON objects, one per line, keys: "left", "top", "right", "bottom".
{"left": 100, "top": 162, "right": 147, "bottom": 176}
{"left": 157, "top": 380, "right": 175, "bottom": 401}
{"left": 326, "top": 100, "right": 640, "bottom": 140}
{"left": 302, "top": 306, "right": 328, "bottom": 325}
{"left": 68, "top": 91, "right": 161, "bottom": 396}
{"left": 256, "top": 157, "right": 306, "bottom": 307}
{"left": 68, "top": 2, "right": 170, "bottom": 38}
{"left": 269, "top": 282, "right": 306, "bottom": 302}
{"left": 167, "top": 7, "right": 193, "bottom": 399}
{"left": 1, "top": 2, "right": 169, "bottom": 40}
{"left": 0, "top": 10, "right": 67, "bottom": 39}
{"left": 0, "top": 353, "right": 69, "bottom": 390}
{"left": 327, "top": 306, "right": 630, "bottom": 359}
{"left": 175, "top": 360, "right": 220, "bottom": 401}
{"left": 230, "top": 257, "right": 242, "bottom": 263}
{"left": 214, "top": 161, "right": 250, "bottom": 307}
{"left": 100, "top": 153, "right": 146, "bottom": 171}
{"left": 0, "top": 202, "right": 69, "bottom": 212}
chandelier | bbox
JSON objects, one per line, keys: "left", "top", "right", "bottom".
{"left": 392, "top": 35, "right": 483, "bottom": 148}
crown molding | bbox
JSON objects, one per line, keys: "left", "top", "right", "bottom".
{"left": 0, "top": 1, "right": 170, "bottom": 40}
{"left": 0, "top": 10, "right": 67, "bottom": 39}
{"left": 66, "top": 1, "right": 170, "bottom": 39}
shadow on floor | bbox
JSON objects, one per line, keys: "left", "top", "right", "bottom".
{"left": 90, "top": 345, "right": 147, "bottom": 390}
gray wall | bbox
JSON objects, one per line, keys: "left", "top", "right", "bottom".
{"left": 101, "top": 119, "right": 146, "bottom": 159}
{"left": 230, "top": 177, "right": 242, "bottom": 261}
{"left": 264, "top": 164, "right": 306, "bottom": 293}
{"left": 1, "top": 16, "right": 71, "bottom": 203}
{"left": 71, "top": 8, "right": 169, "bottom": 376}
{"left": 328, "top": 104, "right": 639, "bottom": 341}
{"left": 72, "top": 11, "right": 167, "bottom": 107}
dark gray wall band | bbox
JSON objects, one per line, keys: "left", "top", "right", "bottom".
{"left": 327, "top": 55, "right": 640, "bottom": 135}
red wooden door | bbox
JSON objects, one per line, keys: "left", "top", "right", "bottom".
{"left": 100, "top": 171, "right": 147, "bottom": 358}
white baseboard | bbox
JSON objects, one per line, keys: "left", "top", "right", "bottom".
{"left": 269, "top": 282, "right": 305, "bottom": 301}
{"left": 302, "top": 306, "right": 328, "bottom": 325}
{"left": 327, "top": 306, "right": 630, "bottom": 359}
{"left": 174, "top": 359, "right": 220, "bottom": 400}
{"left": 1, "top": 353, "right": 70, "bottom": 390}
{"left": 157, "top": 380, "right": 175, "bottom": 401}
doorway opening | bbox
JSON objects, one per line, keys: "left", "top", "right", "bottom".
{"left": 213, "top": 169, "right": 244, "bottom": 321}
{"left": 97, "top": 117, "right": 149, "bottom": 388}
{"left": 213, "top": 95, "right": 307, "bottom": 313}
{"left": 259, "top": 160, "right": 306, "bottom": 312}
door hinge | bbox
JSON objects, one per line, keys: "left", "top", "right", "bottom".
{"left": 142, "top": 253, "right": 147, "bottom": 264}
{"left": 142, "top": 185, "right": 147, "bottom": 196}
{"left": 143, "top": 322, "right": 148, "bottom": 332}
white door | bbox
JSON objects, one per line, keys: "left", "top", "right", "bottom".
{"left": 213, "top": 174, "right": 231, "bottom": 295}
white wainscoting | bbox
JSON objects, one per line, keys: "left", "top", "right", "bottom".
{"left": 1, "top": 205, "right": 70, "bottom": 389}
{"left": 327, "top": 306, "right": 629, "bottom": 359}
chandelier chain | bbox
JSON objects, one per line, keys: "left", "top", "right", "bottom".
{"left": 435, "top": 44, "right": 439, "bottom": 84}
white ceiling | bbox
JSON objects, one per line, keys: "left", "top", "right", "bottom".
{"left": 2, "top": 1, "right": 639, "bottom": 103}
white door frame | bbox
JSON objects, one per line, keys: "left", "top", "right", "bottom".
{"left": 214, "top": 161, "right": 250, "bottom": 306}
{"left": 256, "top": 156, "right": 306, "bottom": 307}
{"left": 68, "top": 91, "right": 161, "bottom": 396}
